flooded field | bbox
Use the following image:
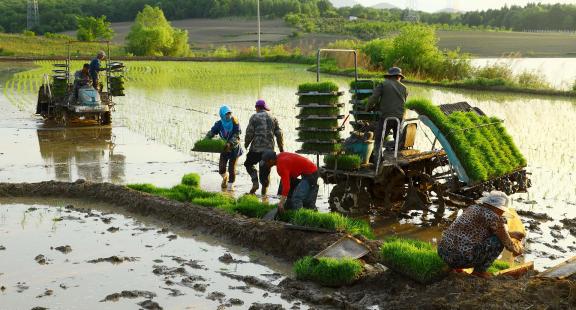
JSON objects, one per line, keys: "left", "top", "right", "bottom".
{"left": 0, "top": 197, "right": 304, "bottom": 309}
{"left": 2, "top": 60, "right": 576, "bottom": 271}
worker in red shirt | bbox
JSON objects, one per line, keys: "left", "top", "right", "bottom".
{"left": 260, "top": 151, "right": 319, "bottom": 212}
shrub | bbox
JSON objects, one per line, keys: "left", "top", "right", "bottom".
{"left": 181, "top": 173, "right": 200, "bottom": 187}
{"left": 380, "top": 238, "right": 449, "bottom": 284}
{"left": 298, "top": 131, "right": 341, "bottom": 141}
{"left": 192, "top": 138, "right": 226, "bottom": 153}
{"left": 290, "top": 209, "right": 374, "bottom": 238}
{"left": 516, "top": 71, "right": 550, "bottom": 89}
{"left": 233, "top": 195, "right": 276, "bottom": 218}
{"left": 301, "top": 143, "right": 342, "bottom": 153}
{"left": 475, "top": 63, "right": 513, "bottom": 81}
{"left": 293, "top": 256, "right": 363, "bottom": 287}
{"left": 298, "top": 81, "right": 339, "bottom": 93}
{"left": 323, "top": 154, "right": 362, "bottom": 170}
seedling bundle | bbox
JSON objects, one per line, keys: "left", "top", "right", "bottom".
{"left": 296, "top": 81, "right": 344, "bottom": 154}
{"left": 324, "top": 154, "right": 362, "bottom": 171}
{"left": 192, "top": 138, "right": 226, "bottom": 153}
{"left": 109, "top": 76, "right": 125, "bottom": 96}
{"left": 293, "top": 256, "right": 363, "bottom": 287}
{"left": 405, "top": 98, "right": 526, "bottom": 182}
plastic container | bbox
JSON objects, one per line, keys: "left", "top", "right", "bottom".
{"left": 345, "top": 140, "right": 375, "bottom": 164}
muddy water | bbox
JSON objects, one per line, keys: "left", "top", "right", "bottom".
{"left": 2, "top": 61, "right": 576, "bottom": 270}
{"left": 0, "top": 198, "right": 303, "bottom": 309}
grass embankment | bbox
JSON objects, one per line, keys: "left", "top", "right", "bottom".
{"left": 127, "top": 173, "right": 374, "bottom": 239}
{"left": 405, "top": 98, "right": 526, "bottom": 182}
{"left": 294, "top": 256, "right": 363, "bottom": 287}
{"left": 380, "top": 238, "right": 510, "bottom": 284}
{"left": 0, "top": 33, "right": 125, "bottom": 57}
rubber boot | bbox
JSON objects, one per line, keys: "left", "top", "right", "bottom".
{"left": 227, "top": 183, "right": 235, "bottom": 191}
{"left": 261, "top": 186, "right": 268, "bottom": 196}
{"left": 249, "top": 181, "right": 259, "bottom": 195}
{"left": 220, "top": 173, "right": 228, "bottom": 189}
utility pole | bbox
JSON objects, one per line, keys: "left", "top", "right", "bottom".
{"left": 404, "top": 0, "right": 420, "bottom": 23}
{"left": 257, "top": 0, "right": 261, "bottom": 59}
{"left": 27, "top": 0, "right": 40, "bottom": 30}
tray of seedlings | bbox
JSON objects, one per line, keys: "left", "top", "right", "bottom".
{"left": 296, "top": 81, "right": 345, "bottom": 155}
{"left": 191, "top": 138, "right": 226, "bottom": 153}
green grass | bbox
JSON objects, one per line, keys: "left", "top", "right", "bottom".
{"left": 293, "top": 256, "right": 363, "bottom": 287}
{"left": 298, "top": 131, "right": 341, "bottom": 141}
{"left": 0, "top": 33, "right": 125, "bottom": 57}
{"left": 299, "top": 107, "right": 340, "bottom": 116}
{"left": 191, "top": 194, "right": 235, "bottom": 207}
{"left": 298, "top": 81, "right": 339, "bottom": 93}
{"left": 301, "top": 143, "right": 342, "bottom": 153}
{"left": 299, "top": 119, "right": 339, "bottom": 129}
{"left": 290, "top": 209, "right": 374, "bottom": 238}
{"left": 380, "top": 238, "right": 449, "bottom": 284}
{"left": 405, "top": 98, "right": 526, "bottom": 182}
{"left": 181, "top": 173, "right": 201, "bottom": 187}
{"left": 323, "top": 154, "right": 362, "bottom": 170}
{"left": 192, "top": 138, "right": 226, "bottom": 153}
{"left": 298, "top": 95, "right": 340, "bottom": 106}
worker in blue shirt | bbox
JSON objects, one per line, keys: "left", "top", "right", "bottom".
{"left": 89, "top": 51, "right": 106, "bottom": 91}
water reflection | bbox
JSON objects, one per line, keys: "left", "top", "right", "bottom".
{"left": 36, "top": 126, "right": 126, "bottom": 183}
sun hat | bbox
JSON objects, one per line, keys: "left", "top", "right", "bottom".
{"left": 384, "top": 67, "right": 405, "bottom": 80}
{"left": 477, "top": 191, "right": 509, "bottom": 214}
{"left": 97, "top": 50, "right": 106, "bottom": 57}
{"left": 255, "top": 99, "right": 270, "bottom": 111}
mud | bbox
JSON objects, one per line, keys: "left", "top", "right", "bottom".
{"left": 101, "top": 290, "right": 157, "bottom": 302}
{"left": 54, "top": 245, "right": 72, "bottom": 254}
{"left": 137, "top": 300, "right": 163, "bottom": 310}
{"left": 517, "top": 209, "right": 553, "bottom": 221}
{"left": 0, "top": 181, "right": 351, "bottom": 263}
{"left": 87, "top": 256, "right": 139, "bottom": 264}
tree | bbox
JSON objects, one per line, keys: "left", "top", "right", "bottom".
{"left": 76, "top": 16, "right": 114, "bottom": 41}
{"left": 126, "top": 5, "right": 190, "bottom": 57}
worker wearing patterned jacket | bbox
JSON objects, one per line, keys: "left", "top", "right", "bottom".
{"left": 244, "top": 99, "right": 284, "bottom": 196}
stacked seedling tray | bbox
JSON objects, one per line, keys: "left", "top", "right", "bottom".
{"left": 108, "top": 62, "right": 126, "bottom": 96}
{"left": 349, "top": 80, "right": 380, "bottom": 131}
{"left": 51, "top": 62, "right": 69, "bottom": 97}
{"left": 296, "top": 82, "right": 344, "bottom": 155}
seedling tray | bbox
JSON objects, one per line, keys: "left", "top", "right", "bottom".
{"left": 296, "top": 139, "right": 343, "bottom": 144}
{"left": 297, "top": 115, "right": 345, "bottom": 120}
{"left": 296, "top": 149, "right": 339, "bottom": 155}
{"left": 314, "top": 236, "right": 369, "bottom": 259}
{"left": 296, "top": 127, "right": 344, "bottom": 132}
{"left": 349, "top": 89, "right": 373, "bottom": 94}
{"left": 351, "top": 111, "right": 380, "bottom": 121}
{"left": 296, "top": 91, "right": 344, "bottom": 96}
{"left": 296, "top": 103, "right": 344, "bottom": 108}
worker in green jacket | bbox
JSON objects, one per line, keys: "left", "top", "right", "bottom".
{"left": 367, "top": 67, "right": 408, "bottom": 157}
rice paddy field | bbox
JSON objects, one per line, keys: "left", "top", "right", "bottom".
{"left": 2, "top": 60, "right": 576, "bottom": 272}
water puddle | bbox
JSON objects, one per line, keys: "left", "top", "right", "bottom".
{"left": 0, "top": 197, "right": 304, "bottom": 309}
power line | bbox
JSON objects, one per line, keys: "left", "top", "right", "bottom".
{"left": 404, "top": 0, "right": 420, "bottom": 22}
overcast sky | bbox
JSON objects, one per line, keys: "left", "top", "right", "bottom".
{"left": 356, "top": 0, "right": 576, "bottom": 12}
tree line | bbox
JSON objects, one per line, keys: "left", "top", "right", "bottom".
{"left": 0, "top": 0, "right": 333, "bottom": 34}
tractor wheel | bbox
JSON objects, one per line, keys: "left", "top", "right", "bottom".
{"left": 100, "top": 111, "right": 111, "bottom": 125}
{"left": 55, "top": 108, "right": 69, "bottom": 126}
{"left": 328, "top": 180, "right": 373, "bottom": 215}
{"left": 372, "top": 166, "right": 408, "bottom": 212}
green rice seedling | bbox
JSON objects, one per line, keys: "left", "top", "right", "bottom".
{"left": 299, "top": 119, "right": 339, "bottom": 129}
{"left": 293, "top": 256, "right": 363, "bottom": 287}
{"left": 298, "top": 81, "right": 339, "bottom": 93}
{"left": 301, "top": 143, "right": 342, "bottom": 153}
{"left": 486, "top": 260, "right": 510, "bottom": 274}
{"left": 233, "top": 195, "right": 276, "bottom": 218}
{"left": 299, "top": 107, "right": 340, "bottom": 116}
{"left": 298, "top": 131, "right": 341, "bottom": 141}
{"left": 323, "top": 154, "right": 362, "bottom": 170}
{"left": 191, "top": 193, "right": 235, "bottom": 208}
{"left": 192, "top": 138, "right": 226, "bottom": 153}
{"left": 380, "top": 238, "right": 449, "bottom": 284}
{"left": 127, "top": 183, "right": 162, "bottom": 194}
{"left": 350, "top": 80, "right": 375, "bottom": 90}
{"left": 181, "top": 173, "right": 201, "bottom": 187}
{"left": 289, "top": 209, "right": 374, "bottom": 239}
{"left": 298, "top": 95, "right": 340, "bottom": 106}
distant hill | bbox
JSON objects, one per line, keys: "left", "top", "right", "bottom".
{"left": 371, "top": 2, "right": 400, "bottom": 10}
{"left": 330, "top": 0, "right": 360, "bottom": 8}
{"left": 437, "top": 8, "right": 462, "bottom": 13}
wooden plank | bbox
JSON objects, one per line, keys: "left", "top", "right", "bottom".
{"left": 494, "top": 261, "right": 534, "bottom": 278}
{"left": 538, "top": 256, "right": 576, "bottom": 280}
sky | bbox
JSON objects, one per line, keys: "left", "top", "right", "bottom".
{"left": 355, "top": 0, "right": 576, "bottom": 12}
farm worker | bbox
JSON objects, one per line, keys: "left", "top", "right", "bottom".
{"left": 89, "top": 51, "right": 107, "bottom": 91}
{"left": 367, "top": 67, "right": 408, "bottom": 155}
{"left": 437, "top": 191, "right": 525, "bottom": 279}
{"left": 205, "top": 105, "right": 243, "bottom": 190}
{"left": 73, "top": 63, "right": 92, "bottom": 99}
{"left": 244, "top": 99, "right": 285, "bottom": 196}
{"left": 260, "top": 151, "right": 319, "bottom": 212}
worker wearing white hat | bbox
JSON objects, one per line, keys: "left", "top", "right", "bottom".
{"left": 437, "top": 191, "right": 525, "bottom": 278}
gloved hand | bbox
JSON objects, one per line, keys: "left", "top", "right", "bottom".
{"left": 278, "top": 196, "right": 287, "bottom": 213}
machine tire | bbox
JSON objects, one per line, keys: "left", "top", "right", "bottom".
{"left": 101, "top": 111, "right": 112, "bottom": 125}
{"left": 328, "top": 180, "right": 373, "bottom": 215}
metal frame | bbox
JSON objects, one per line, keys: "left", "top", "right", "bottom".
{"left": 374, "top": 117, "right": 402, "bottom": 175}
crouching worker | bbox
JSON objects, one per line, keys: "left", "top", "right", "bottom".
{"left": 206, "top": 105, "right": 243, "bottom": 190}
{"left": 438, "top": 191, "right": 524, "bottom": 278}
{"left": 260, "top": 151, "right": 318, "bottom": 213}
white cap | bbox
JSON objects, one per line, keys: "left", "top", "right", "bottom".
{"left": 97, "top": 50, "right": 106, "bottom": 57}
{"left": 477, "top": 191, "right": 509, "bottom": 213}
